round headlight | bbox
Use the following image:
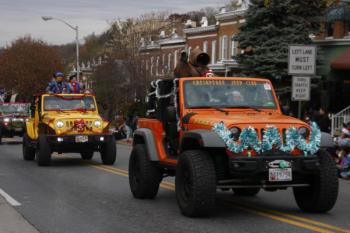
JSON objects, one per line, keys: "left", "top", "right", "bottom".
{"left": 55, "top": 120, "right": 64, "bottom": 128}
{"left": 298, "top": 127, "right": 309, "bottom": 139}
{"left": 4, "top": 118, "right": 10, "bottom": 123}
{"left": 94, "top": 120, "right": 102, "bottom": 128}
{"left": 230, "top": 127, "right": 241, "bottom": 141}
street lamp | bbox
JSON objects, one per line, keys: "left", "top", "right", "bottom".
{"left": 42, "top": 16, "right": 80, "bottom": 82}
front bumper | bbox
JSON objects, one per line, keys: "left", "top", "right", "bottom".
{"left": 221, "top": 155, "right": 320, "bottom": 188}
{"left": 229, "top": 155, "right": 319, "bottom": 175}
{"left": 0, "top": 124, "right": 25, "bottom": 136}
{"left": 46, "top": 134, "right": 114, "bottom": 153}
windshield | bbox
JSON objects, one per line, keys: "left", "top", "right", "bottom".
{"left": 0, "top": 103, "right": 29, "bottom": 115}
{"left": 43, "top": 96, "right": 96, "bottom": 111}
{"left": 184, "top": 80, "right": 277, "bottom": 109}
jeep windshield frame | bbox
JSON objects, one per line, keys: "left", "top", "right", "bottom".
{"left": 41, "top": 95, "right": 97, "bottom": 113}
{"left": 182, "top": 79, "right": 278, "bottom": 111}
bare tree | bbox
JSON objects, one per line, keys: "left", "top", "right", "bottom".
{"left": 0, "top": 36, "right": 63, "bottom": 101}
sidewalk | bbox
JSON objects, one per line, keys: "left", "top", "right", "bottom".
{"left": 0, "top": 196, "right": 39, "bottom": 233}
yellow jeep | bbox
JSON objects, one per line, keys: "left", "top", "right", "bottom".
{"left": 23, "top": 93, "right": 116, "bottom": 166}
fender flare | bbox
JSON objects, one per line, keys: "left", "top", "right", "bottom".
{"left": 180, "top": 129, "right": 225, "bottom": 151}
{"left": 133, "top": 128, "right": 160, "bottom": 161}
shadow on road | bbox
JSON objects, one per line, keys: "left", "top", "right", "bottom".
{"left": 0, "top": 141, "right": 22, "bottom": 145}
{"left": 49, "top": 157, "right": 87, "bottom": 167}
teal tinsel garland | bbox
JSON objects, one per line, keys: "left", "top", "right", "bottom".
{"left": 212, "top": 122, "right": 321, "bottom": 155}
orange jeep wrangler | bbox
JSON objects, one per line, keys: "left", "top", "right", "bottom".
{"left": 128, "top": 77, "right": 338, "bottom": 217}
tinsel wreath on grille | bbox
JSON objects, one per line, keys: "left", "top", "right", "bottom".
{"left": 212, "top": 122, "right": 321, "bottom": 156}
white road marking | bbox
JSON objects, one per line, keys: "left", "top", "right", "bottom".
{"left": 0, "top": 188, "right": 21, "bottom": 206}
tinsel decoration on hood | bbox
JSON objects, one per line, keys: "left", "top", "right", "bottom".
{"left": 212, "top": 122, "right": 321, "bottom": 156}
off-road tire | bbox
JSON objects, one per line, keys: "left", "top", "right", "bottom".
{"left": 129, "top": 144, "right": 161, "bottom": 199}
{"left": 23, "top": 134, "right": 35, "bottom": 161}
{"left": 36, "top": 135, "right": 51, "bottom": 166}
{"left": 293, "top": 149, "right": 338, "bottom": 213}
{"left": 81, "top": 151, "right": 94, "bottom": 160}
{"left": 175, "top": 150, "right": 216, "bottom": 217}
{"left": 100, "top": 136, "right": 116, "bottom": 165}
{"left": 233, "top": 188, "right": 260, "bottom": 196}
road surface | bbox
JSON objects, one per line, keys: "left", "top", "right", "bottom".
{"left": 0, "top": 138, "right": 349, "bottom": 233}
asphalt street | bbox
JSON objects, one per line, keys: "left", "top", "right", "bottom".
{"left": 0, "top": 138, "right": 349, "bottom": 233}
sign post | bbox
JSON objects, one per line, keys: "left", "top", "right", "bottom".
{"left": 288, "top": 45, "right": 316, "bottom": 119}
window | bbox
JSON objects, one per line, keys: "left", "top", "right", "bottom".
{"left": 168, "top": 53, "right": 172, "bottom": 71}
{"left": 211, "top": 40, "right": 216, "bottom": 64}
{"left": 188, "top": 47, "right": 192, "bottom": 61}
{"left": 221, "top": 35, "right": 228, "bottom": 60}
{"left": 174, "top": 50, "right": 178, "bottom": 68}
{"left": 156, "top": 57, "right": 159, "bottom": 75}
{"left": 231, "top": 36, "right": 238, "bottom": 57}
{"left": 183, "top": 80, "right": 277, "bottom": 109}
{"left": 203, "top": 41, "right": 208, "bottom": 53}
{"left": 326, "top": 22, "right": 334, "bottom": 37}
{"left": 150, "top": 57, "right": 154, "bottom": 75}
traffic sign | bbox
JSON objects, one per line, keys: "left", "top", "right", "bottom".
{"left": 288, "top": 45, "right": 316, "bottom": 75}
{"left": 292, "top": 76, "right": 310, "bottom": 101}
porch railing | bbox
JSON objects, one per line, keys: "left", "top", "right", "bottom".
{"left": 331, "top": 105, "right": 350, "bottom": 136}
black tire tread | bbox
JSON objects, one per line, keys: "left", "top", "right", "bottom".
{"left": 293, "top": 149, "right": 338, "bottom": 213}
{"left": 175, "top": 150, "right": 216, "bottom": 217}
{"left": 129, "top": 144, "right": 161, "bottom": 199}
{"left": 23, "top": 134, "right": 35, "bottom": 161}
{"left": 100, "top": 136, "right": 116, "bottom": 165}
{"left": 81, "top": 151, "right": 94, "bottom": 160}
{"left": 37, "top": 135, "right": 51, "bottom": 166}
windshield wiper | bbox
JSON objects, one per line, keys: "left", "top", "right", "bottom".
{"left": 231, "top": 105, "right": 262, "bottom": 112}
{"left": 192, "top": 106, "right": 229, "bottom": 114}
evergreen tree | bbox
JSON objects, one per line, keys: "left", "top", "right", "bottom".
{"left": 235, "top": 0, "right": 327, "bottom": 78}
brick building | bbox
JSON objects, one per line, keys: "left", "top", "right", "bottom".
{"left": 139, "top": 30, "right": 186, "bottom": 80}
{"left": 139, "top": 3, "right": 249, "bottom": 78}
{"left": 313, "top": 0, "right": 350, "bottom": 113}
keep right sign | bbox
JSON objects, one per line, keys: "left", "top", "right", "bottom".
{"left": 292, "top": 76, "right": 310, "bottom": 101}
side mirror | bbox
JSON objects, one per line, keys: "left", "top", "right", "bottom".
{"left": 166, "top": 106, "right": 177, "bottom": 122}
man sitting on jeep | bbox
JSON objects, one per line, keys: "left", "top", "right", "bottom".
{"left": 46, "top": 72, "right": 71, "bottom": 94}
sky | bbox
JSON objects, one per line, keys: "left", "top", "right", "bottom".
{"left": 0, "top": 0, "right": 228, "bottom": 47}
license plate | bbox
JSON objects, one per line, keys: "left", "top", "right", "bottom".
{"left": 14, "top": 128, "right": 23, "bottom": 132}
{"left": 269, "top": 168, "right": 292, "bottom": 182}
{"left": 75, "top": 135, "right": 88, "bottom": 143}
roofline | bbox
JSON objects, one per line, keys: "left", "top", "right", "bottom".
{"left": 215, "top": 9, "right": 248, "bottom": 21}
{"left": 183, "top": 25, "right": 218, "bottom": 35}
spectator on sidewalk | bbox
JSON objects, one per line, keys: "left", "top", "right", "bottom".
{"left": 124, "top": 114, "right": 133, "bottom": 142}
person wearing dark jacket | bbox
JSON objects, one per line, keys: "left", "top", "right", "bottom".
{"left": 315, "top": 107, "right": 331, "bottom": 133}
{"left": 46, "top": 72, "right": 70, "bottom": 94}
{"left": 68, "top": 75, "right": 81, "bottom": 94}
